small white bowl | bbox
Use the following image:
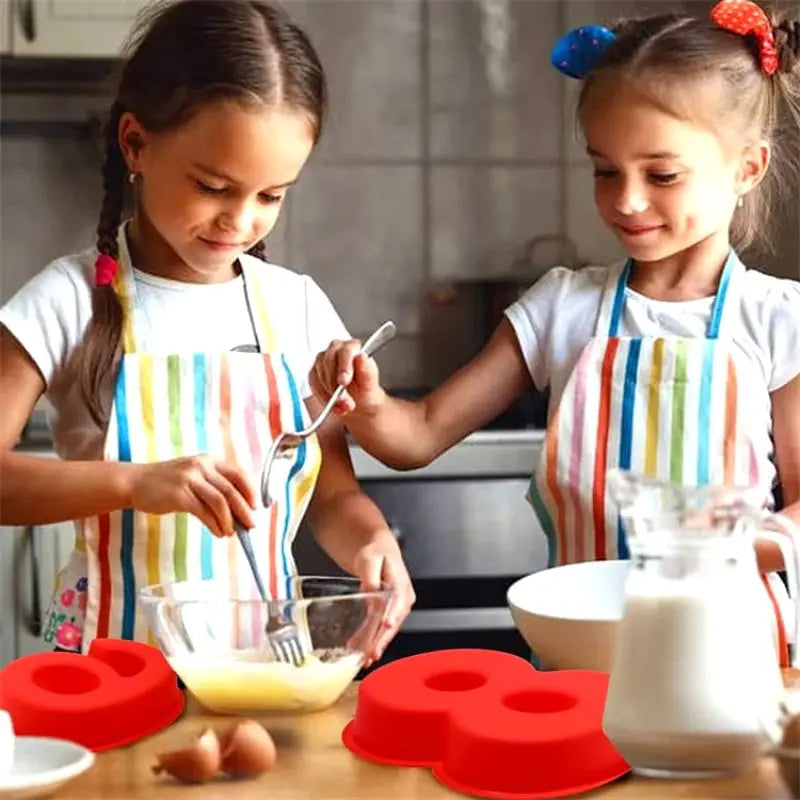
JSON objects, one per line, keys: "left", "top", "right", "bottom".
{"left": 0, "top": 712, "right": 12, "bottom": 778}
{"left": 507, "top": 560, "right": 630, "bottom": 671}
{"left": 0, "top": 737, "right": 94, "bottom": 799}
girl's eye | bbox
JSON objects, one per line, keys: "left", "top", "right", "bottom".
{"left": 593, "top": 168, "right": 617, "bottom": 179}
{"left": 195, "top": 180, "right": 227, "bottom": 195}
{"left": 259, "top": 193, "right": 283, "bottom": 204}
{"left": 649, "top": 172, "right": 679, "bottom": 185}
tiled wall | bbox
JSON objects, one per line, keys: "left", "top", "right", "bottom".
{"left": 1, "top": 0, "right": 798, "bottom": 388}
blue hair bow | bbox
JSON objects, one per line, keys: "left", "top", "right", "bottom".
{"left": 550, "top": 25, "right": 617, "bottom": 79}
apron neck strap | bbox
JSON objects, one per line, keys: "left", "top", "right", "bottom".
{"left": 707, "top": 249, "right": 743, "bottom": 339}
{"left": 239, "top": 256, "right": 277, "bottom": 353}
{"left": 111, "top": 223, "right": 140, "bottom": 355}
{"left": 594, "top": 250, "right": 744, "bottom": 339}
{"left": 594, "top": 260, "right": 630, "bottom": 337}
{"left": 110, "top": 225, "right": 275, "bottom": 355}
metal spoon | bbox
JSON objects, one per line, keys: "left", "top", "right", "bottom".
{"left": 260, "top": 319, "right": 396, "bottom": 507}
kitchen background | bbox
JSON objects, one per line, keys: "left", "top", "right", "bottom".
{"left": 0, "top": 0, "right": 798, "bottom": 668}
{"left": 3, "top": 0, "right": 798, "bottom": 387}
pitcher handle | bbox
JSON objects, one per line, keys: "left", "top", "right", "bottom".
{"left": 753, "top": 511, "right": 800, "bottom": 754}
{"left": 759, "top": 510, "right": 800, "bottom": 670}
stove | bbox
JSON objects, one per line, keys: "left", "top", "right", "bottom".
{"left": 294, "top": 385, "right": 550, "bottom": 671}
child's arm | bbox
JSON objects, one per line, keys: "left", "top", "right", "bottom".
{"left": 0, "top": 328, "right": 256, "bottom": 536}
{"left": 304, "top": 397, "right": 415, "bottom": 665}
{"left": 758, "top": 373, "right": 800, "bottom": 571}
{"left": 309, "top": 318, "right": 531, "bottom": 470}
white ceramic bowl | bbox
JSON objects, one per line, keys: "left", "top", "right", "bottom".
{"left": 0, "top": 711, "right": 13, "bottom": 778}
{"left": 0, "top": 737, "right": 94, "bottom": 800}
{"left": 507, "top": 560, "right": 630, "bottom": 671}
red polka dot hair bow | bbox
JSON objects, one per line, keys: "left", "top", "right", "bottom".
{"left": 710, "top": 0, "right": 778, "bottom": 75}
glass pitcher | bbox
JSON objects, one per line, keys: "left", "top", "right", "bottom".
{"left": 602, "top": 469, "right": 800, "bottom": 779}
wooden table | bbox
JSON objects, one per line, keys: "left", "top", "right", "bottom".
{"left": 55, "top": 671, "right": 800, "bottom": 800}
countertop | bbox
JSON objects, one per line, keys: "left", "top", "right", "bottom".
{"left": 57, "top": 673, "right": 800, "bottom": 800}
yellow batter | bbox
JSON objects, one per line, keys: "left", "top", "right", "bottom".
{"left": 168, "top": 650, "right": 363, "bottom": 713}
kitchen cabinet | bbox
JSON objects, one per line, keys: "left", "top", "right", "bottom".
{"left": 0, "top": 1, "right": 10, "bottom": 53}
{"left": 10, "top": 0, "right": 150, "bottom": 58}
{"left": 1, "top": 522, "right": 75, "bottom": 666}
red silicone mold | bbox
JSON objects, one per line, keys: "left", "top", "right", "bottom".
{"left": 342, "top": 649, "right": 629, "bottom": 799}
{"left": 0, "top": 638, "right": 184, "bottom": 751}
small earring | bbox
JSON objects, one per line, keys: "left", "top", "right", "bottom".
{"left": 736, "top": 195, "right": 744, "bottom": 208}
{"left": 128, "top": 172, "right": 137, "bottom": 185}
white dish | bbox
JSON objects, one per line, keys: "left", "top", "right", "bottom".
{"left": 0, "top": 712, "right": 13, "bottom": 778}
{"left": 0, "top": 737, "right": 94, "bottom": 799}
{"left": 507, "top": 560, "right": 629, "bottom": 671}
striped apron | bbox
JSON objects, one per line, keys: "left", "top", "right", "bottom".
{"left": 42, "top": 235, "right": 322, "bottom": 654}
{"left": 528, "top": 251, "right": 797, "bottom": 664}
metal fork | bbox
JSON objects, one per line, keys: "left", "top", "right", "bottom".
{"left": 234, "top": 522, "right": 307, "bottom": 666}
{"left": 234, "top": 320, "right": 396, "bottom": 665}
{"left": 259, "top": 319, "right": 396, "bottom": 508}
{"left": 230, "top": 345, "right": 307, "bottom": 664}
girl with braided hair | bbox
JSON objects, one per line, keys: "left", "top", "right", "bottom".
{"left": 311, "top": 0, "right": 800, "bottom": 665}
{"left": 0, "top": 0, "right": 414, "bottom": 659}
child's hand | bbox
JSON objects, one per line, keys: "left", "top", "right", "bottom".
{"left": 309, "top": 338, "right": 387, "bottom": 417}
{"left": 127, "top": 456, "right": 257, "bottom": 538}
{"left": 350, "top": 532, "right": 416, "bottom": 667}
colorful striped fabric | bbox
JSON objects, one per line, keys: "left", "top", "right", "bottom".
{"left": 529, "top": 251, "right": 770, "bottom": 567}
{"left": 527, "top": 251, "right": 800, "bottom": 664}
{"left": 76, "top": 248, "right": 321, "bottom": 650}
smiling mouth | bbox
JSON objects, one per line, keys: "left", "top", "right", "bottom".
{"left": 199, "top": 238, "right": 245, "bottom": 249}
{"left": 615, "top": 224, "right": 664, "bottom": 236}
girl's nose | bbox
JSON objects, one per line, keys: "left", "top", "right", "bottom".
{"left": 614, "top": 181, "right": 650, "bottom": 216}
{"left": 218, "top": 203, "right": 254, "bottom": 235}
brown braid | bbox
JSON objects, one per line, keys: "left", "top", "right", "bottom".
{"left": 775, "top": 20, "right": 800, "bottom": 74}
{"left": 80, "top": 101, "right": 127, "bottom": 428}
{"left": 772, "top": 12, "right": 800, "bottom": 234}
{"left": 77, "top": 0, "right": 327, "bottom": 427}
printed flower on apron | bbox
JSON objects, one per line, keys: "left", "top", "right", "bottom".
{"left": 55, "top": 620, "right": 82, "bottom": 651}
{"left": 42, "top": 551, "right": 89, "bottom": 649}
{"left": 42, "top": 612, "right": 65, "bottom": 645}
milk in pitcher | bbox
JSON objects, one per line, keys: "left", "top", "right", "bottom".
{"left": 603, "top": 559, "right": 785, "bottom": 777}
{"left": 603, "top": 470, "right": 800, "bottom": 778}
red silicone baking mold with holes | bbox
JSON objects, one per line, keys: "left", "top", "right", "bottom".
{"left": 0, "top": 638, "right": 184, "bottom": 751}
{"left": 342, "top": 649, "right": 630, "bottom": 799}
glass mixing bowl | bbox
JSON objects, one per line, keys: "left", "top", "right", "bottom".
{"left": 139, "top": 576, "right": 391, "bottom": 713}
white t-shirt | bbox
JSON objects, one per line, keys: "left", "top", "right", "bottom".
{"left": 0, "top": 245, "right": 349, "bottom": 462}
{"left": 505, "top": 264, "right": 800, "bottom": 423}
